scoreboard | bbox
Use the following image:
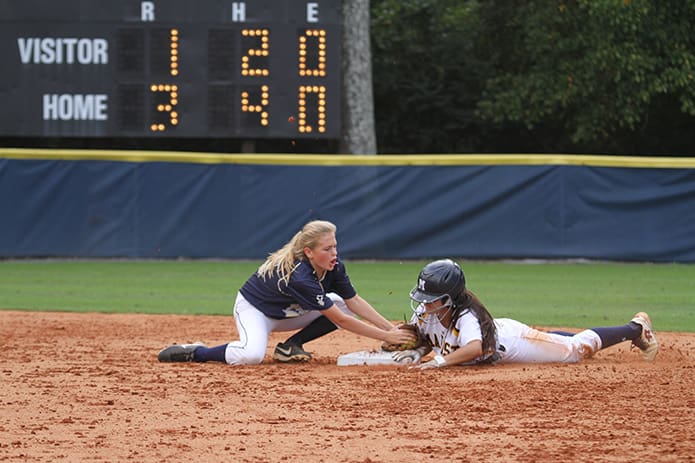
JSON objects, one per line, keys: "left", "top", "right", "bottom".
{"left": 0, "top": 0, "right": 341, "bottom": 139}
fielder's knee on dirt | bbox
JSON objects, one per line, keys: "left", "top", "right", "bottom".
{"left": 224, "top": 342, "right": 265, "bottom": 365}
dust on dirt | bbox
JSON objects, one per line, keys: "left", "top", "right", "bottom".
{"left": 1, "top": 310, "right": 693, "bottom": 462}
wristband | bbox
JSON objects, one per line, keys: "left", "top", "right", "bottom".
{"left": 433, "top": 354, "right": 446, "bottom": 367}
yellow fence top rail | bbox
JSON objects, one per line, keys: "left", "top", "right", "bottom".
{"left": 2, "top": 148, "right": 695, "bottom": 168}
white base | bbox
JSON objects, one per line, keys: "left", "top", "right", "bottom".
{"left": 336, "top": 350, "right": 412, "bottom": 366}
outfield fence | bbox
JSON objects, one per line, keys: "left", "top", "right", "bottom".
{"left": 2, "top": 149, "right": 695, "bottom": 262}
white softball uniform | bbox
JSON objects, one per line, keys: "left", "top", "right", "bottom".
{"left": 224, "top": 292, "right": 352, "bottom": 365}
{"left": 414, "top": 310, "right": 602, "bottom": 364}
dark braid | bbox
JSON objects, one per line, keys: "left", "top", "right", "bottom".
{"left": 454, "top": 289, "right": 497, "bottom": 355}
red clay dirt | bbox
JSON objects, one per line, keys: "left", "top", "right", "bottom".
{"left": 1, "top": 310, "right": 693, "bottom": 462}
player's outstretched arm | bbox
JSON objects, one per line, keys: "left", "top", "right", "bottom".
{"left": 323, "top": 305, "right": 415, "bottom": 345}
{"left": 417, "top": 340, "right": 483, "bottom": 369}
{"left": 343, "top": 295, "right": 394, "bottom": 331}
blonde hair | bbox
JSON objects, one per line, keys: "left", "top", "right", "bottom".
{"left": 257, "top": 220, "right": 337, "bottom": 285}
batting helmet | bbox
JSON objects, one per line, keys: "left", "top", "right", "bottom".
{"left": 409, "top": 259, "right": 466, "bottom": 304}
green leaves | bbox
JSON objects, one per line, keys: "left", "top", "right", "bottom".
{"left": 371, "top": 0, "right": 695, "bottom": 153}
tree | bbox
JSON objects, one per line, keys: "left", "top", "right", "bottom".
{"left": 475, "top": 0, "right": 695, "bottom": 154}
{"left": 371, "top": 0, "right": 488, "bottom": 153}
{"left": 340, "top": 0, "right": 378, "bottom": 154}
{"left": 371, "top": 0, "right": 695, "bottom": 154}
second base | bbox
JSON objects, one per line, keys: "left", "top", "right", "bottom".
{"left": 336, "top": 350, "right": 413, "bottom": 366}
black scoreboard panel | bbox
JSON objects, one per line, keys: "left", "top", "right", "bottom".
{"left": 0, "top": 0, "right": 341, "bottom": 139}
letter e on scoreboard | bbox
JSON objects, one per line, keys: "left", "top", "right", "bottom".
{"left": 307, "top": 3, "right": 319, "bottom": 22}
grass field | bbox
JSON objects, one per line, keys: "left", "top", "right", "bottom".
{"left": 1, "top": 259, "right": 693, "bottom": 332}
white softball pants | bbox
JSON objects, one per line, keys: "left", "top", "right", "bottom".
{"left": 495, "top": 318, "right": 602, "bottom": 363}
{"left": 224, "top": 291, "right": 351, "bottom": 365}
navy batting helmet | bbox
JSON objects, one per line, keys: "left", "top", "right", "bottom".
{"left": 410, "top": 259, "right": 466, "bottom": 304}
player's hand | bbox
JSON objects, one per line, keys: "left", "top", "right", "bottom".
{"left": 391, "top": 349, "right": 423, "bottom": 364}
{"left": 414, "top": 359, "right": 440, "bottom": 370}
{"left": 382, "top": 328, "right": 416, "bottom": 346}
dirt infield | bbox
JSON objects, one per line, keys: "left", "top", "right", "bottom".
{"left": 1, "top": 310, "right": 693, "bottom": 462}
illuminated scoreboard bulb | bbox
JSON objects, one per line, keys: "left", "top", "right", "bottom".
{"left": 298, "top": 29, "right": 326, "bottom": 78}
{"left": 170, "top": 29, "right": 179, "bottom": 76}
{"left": 150, "top": 83, "right": 179, "bottom": 132}
{"left": 241, "top": 84, "right": 269, "bottom": 126}
{"left": 297, "top": 85, "right": 327, "bottom": 133}
{"left": 241, "top": 29, "right": 270, "bottom": 76}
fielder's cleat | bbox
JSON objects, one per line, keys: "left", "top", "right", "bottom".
{"left": 272, "top": 342, "right": 312, "bottom": 362}
{"left": 158, "top": 342, "right": 206, "bottom": 362}
{"left": 630, "top": 312, "right": 659, "bottom": 362}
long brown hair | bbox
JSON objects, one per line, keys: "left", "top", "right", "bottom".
{"left": 257, "top": 220, "right": 337, "bottom": 286}
{"left": 455, "top": 289, "right": 497, "bottom": 356}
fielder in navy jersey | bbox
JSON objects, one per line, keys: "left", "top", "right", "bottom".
{"left": 157, "top": 220, "right": 415, "bottom": 365}
{"left": 392, "top": 259, "right": 659, "bottom": 369}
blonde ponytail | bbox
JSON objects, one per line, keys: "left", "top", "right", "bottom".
{"left": 257, "top": 220, "right": 337, "bottom": 285}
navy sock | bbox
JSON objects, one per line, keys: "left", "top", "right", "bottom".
{"left": 590, "top": 322, "right": 642, "bottom": 349}
{"left": 284, "top": 316, "right": 337, "bottom": 346}
{"left": 193, "top": 344, "right": 228, "bottom": 363}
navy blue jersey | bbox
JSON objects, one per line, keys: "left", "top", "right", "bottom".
{"left": 239, "top": 258, "right": 357, "bottom": 319}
